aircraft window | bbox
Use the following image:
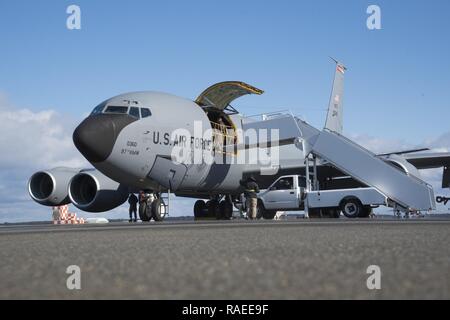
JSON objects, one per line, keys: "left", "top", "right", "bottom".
{"left": 273, "top": 177, "right": 293, "bottom": 190}
{"left": 104, "top": 106, "right": 128, "bottom": 114}
{"left": 129, "top": 107, "right": 140, "bottom": 119}
{"left": 141, "top": 108, "right": 152, "bottom": 118}
{"left": 90, "top": 102, "right": 106, "bottom": 115}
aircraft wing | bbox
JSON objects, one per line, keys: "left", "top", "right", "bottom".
{"left": 398, "top": 152, "right": 450, "bottom": 189}
{"left": 401, "top": 152, "right": 450, "bottom": 169}
{"left": 375, "top": 150, "right": 450, "bottom": 189}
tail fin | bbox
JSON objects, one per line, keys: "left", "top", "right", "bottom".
{"left": 324, "top": 58, "right": 346, "bottom": 134}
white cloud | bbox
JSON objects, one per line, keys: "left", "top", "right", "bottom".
{"left": 0, "top": 102, "right": 86, "bottom": 170}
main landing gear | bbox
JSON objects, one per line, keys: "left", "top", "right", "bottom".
{"left": 194, "top": 195, "right": 233, "bottom": 220}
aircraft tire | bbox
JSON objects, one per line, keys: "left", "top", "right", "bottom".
{"left": 262, "top": 210, "right": 276, "bottom": 220}
{"left": 219, "top": 201, "right": 233, "bottom": 220}
{"left": 194, "top": 200, "right": 206, "bottom": 218}
{"left": 139, "top": 201, "right": 152, "bottom": 222}
{"left": 323, "top": 208, "right": 340, "bottom": 218}
{"left": 331, "top": 208, "right": 341, "bottom": 218}
{"left": 359, "top": 206, "right": 373, "bottom": 218}
{"left": 307, "top": 208, "right": 321, "bottom": 218}
{"left": 151, "top": 199, "right": 164, "bottom": 222}
{"left": 207, "top": 200, "right": 220, "bottom": 218}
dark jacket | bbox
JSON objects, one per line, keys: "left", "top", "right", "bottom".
{"left": 128, "top": 194, "right": 138, "bottom": 208}
{"left": 240, "top": 178, "right": 260, "bottom": 199}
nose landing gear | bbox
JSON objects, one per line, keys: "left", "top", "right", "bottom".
{"left": 139, "top": 191, "right": 168, "bottom": 222}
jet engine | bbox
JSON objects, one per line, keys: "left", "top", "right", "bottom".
{"left": 28, "top": 167, "right": 81, "bottom": 206}
{"left": 68, "top": 169, "right": 129, "bottom": 212}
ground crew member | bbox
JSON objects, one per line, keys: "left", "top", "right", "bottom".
{"left": 217, "top": 117, "right": 228, "bottom": 150}
{"left": 52, "top": 206, "right": 60, "bottom": 221}
{"left": 128, "top": 193, "right": 138, "bottom": 222}
{"left": 240, "top": 176, "right": 260, "bottom": 219}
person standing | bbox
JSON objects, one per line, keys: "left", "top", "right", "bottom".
{"left": 240, "top": 176, "right": 260, "bottom": 219}
{"left": 52, "top": 206, "right": 60, "bottom": 221}
{"left": 128, "top": 193, "right": 138, "bottom": 222}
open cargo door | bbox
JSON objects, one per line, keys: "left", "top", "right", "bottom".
{"left": 195, "top": 81, "right": 263, "bottom": 113}
{"left": 195, "top": 81, "right": 264, "bottom": 156}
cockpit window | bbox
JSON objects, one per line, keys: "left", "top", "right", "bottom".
{"left": 129, "top": 107, "right": 140, "bottom": 119}
{"left": 141, "top": 108, "right": 152, "bottom": 118}
{"left": 92, "top": 103, "right": 150, "bottom": 119}
{"left": 91, "top": 102, "right": 106, "bottom": 115}
{"left": 104, "top": 106, "right": 128, "bottom": 114}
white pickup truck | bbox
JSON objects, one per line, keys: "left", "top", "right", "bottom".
{"left": 256, "top": 175, "right": 387, "bottom": 218}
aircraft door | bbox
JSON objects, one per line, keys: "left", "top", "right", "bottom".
{"left": 147, "top": 156, "right": 187, "bottom": 191}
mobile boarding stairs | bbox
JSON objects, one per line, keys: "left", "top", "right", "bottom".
{"left": 242, "top": 112, "right": 436, "bottom": 213}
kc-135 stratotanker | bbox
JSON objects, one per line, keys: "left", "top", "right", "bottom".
{"left": 28, "top": 61, "right": 450, "bottom": 220}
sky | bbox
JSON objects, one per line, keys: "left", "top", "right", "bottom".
{"left": 0, "top": 0, "right": 450, "bottom": 222}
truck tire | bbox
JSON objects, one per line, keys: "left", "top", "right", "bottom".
{"left": 359, "top": 206, "right": 373, "bottom": 218}
{"left": 194, "top": 200, "right": 206, "bottom": 218}
{"left": 139, "top": 201, "right": 151, "bottom": 222}
{"left": 256, "top": 201, "right": 276, "bottom": 219}
{"left": 256, "top": 200, "right": 265, "bottom": 219}
{"left": 340, "top": 198, "right": 363, "bottom": 218}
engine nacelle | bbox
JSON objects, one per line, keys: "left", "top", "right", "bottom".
{"left": 28, "top": 167, "right": 80, "bottom": 206}
{"left": 68, "top": 170, "right": 129, "bottom": 212}
{"left": 385, "top": 154, "right": 422, "bottom": 178}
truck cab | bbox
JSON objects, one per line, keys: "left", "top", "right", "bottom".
{"left": 256, "top": 175, "right": 306, "bottom": 219}
{"left": 257, "top": 174, "right": 387, "bottom": 219}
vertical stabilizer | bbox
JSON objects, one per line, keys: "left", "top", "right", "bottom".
{"left": 325, "top": 59, "right": 346, "bottom": 134}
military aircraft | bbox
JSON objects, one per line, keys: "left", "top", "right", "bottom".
{"left": 28, "top": 61, "right": 450, "bottom": 220}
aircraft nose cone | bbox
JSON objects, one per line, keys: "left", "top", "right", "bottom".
{"left": 73, "top": 114, "right": 137, "bottom": 163}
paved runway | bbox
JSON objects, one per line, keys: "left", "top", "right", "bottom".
{"left": 0, "top": 219, "right": 449, "bottom": 299}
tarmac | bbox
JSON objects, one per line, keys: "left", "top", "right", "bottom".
{"left": 0, "top": 218, "right": 449, "bottom": 299}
